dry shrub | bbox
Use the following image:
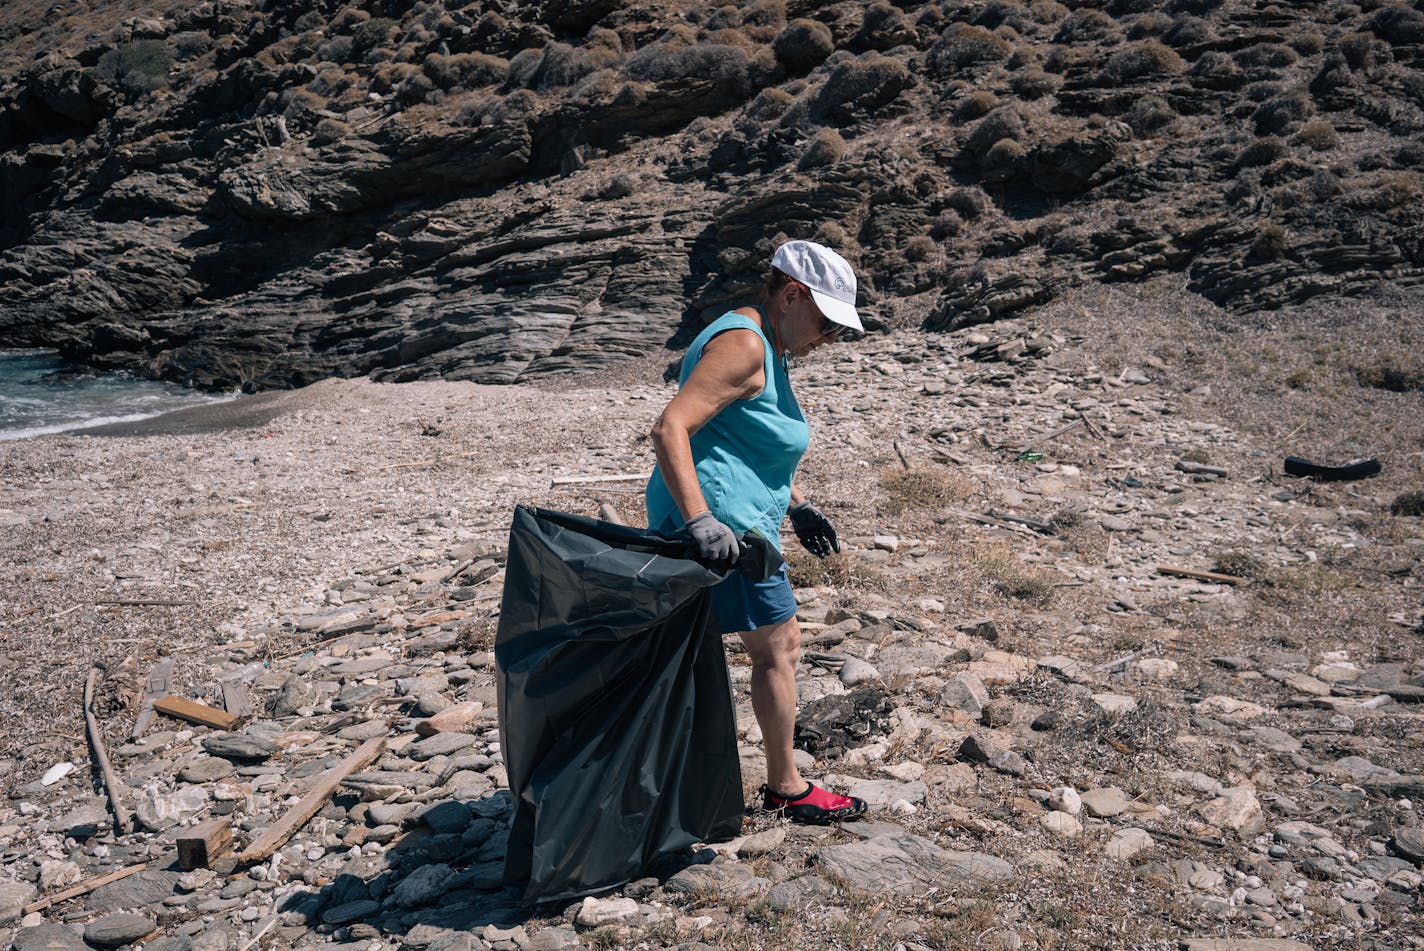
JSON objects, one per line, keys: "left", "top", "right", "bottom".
{"left": 1254, "top": 89, "right": 1312, "bottom": 135}
{"left": 1352, "top": 359, "right": 1424, "bottom": 392}
{"left": 452, "top": 90, "right": 501, "bottom": 126}
{"left": 808, "top": 52, "right": 913, "bottom": 121}
{"left": 311, "top": 118, "right": 349, "bottom": 145}
{"left": 1127, "top": 12, "right": 1173, "bottom": 39}
{"left": 879, "top": 466, "right": 974, "bottom": 515}
{"left": 744, "top": 86, "right": 794, "bottom": 122}
{"left": 1295, "top": 119, "right": 1338, "bottom": 150}
{"left": 1250, "top": 222, "right": 1288, "bottom": 260}
{"left": 1390, "top": 492, "right": 1424, "bottom": 517}
{"left": 1163, "top": 15, "right": 1211, "bottom": 47}
{"left": 784, "top": 550, "right": 887, "bottom": 592}
{"left": 814, "top": 220, "right": 848, "bottom": 247}
{"left": 1126, "top": 95, "right": 1175, "bottom": 134}
{"left": 954, "top": 90, "right": 998, "bottom": 120}
{"left": 1348, "top": 171, "right": 1423, "bottom": 211}
{"left": 352, "top": 17, "right": 398, "bottom": 57}
{"left": 773, "top": 18, "right": 833, "bottom": 74}
{"left": 947, "top": 186, "right": 990, "bottom": 220}
{"left": 625, "top": 40, "right": 774, "bottom": 100}
{"left": 972, "top": 544, "right": 1055, "bottom": 604}
{"left": 904, "top": 234, "right": 937, "bottom": 262}
{"left": 1237, "top": 136, "right": 1288, "bottom": 167}
{"left": 92, "top": 40, "right": 173, "bottom": 95}
{"left": 1213, "top": 550, "right": 1266, "bottom": 579}
{"left": 1234, "top": 43, "right": 1298, "bottom": 70}
{"left": 1099, "top": 40, "right": 1185, "bottom": 84}
{"left": 930, "top": 212, "right": 960, "bottom": 240}
{"left": 423, "top": 52, "right": 506, "bottom": 90}
{"left": 1054, "top": 8, "right": 1118, "bottom": 43}
{"left": 1011, "top": 66, "right": 1057, "bottom": 98}
{"left": 961, "top": 106, "right": 1023, "bottom": 158}
{"left": 1368, "top": 4, "right": 1424, "bottom": 45}
{"left": 1029, "top": 0, "right": 1068, "bottom": 24}
{"left": 929, "top": 23, "right": 1012, "bottom": 75}
{"left": 1190, "top": 50, "right": 1243, "bottom": 89}
{"left": 798, "top": 127, "right": 847, "bottom": 169}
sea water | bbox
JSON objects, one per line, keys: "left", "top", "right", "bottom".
{"left": 0, "top": 349, "right": 238, "bottom": 441}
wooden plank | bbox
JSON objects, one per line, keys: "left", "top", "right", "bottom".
{"left": 23, "top": 862, "right": 147, "bottom": 914}
{"left": 221, "top": 683, "right": 254, "bottom": 719}
{"left": 153, "top": 696, "right": 242, "bottom": 731}
{"left": 237, "top": 737, "right": 385, "bottom": 864}
{"left": 1155, "top": 565, "right": 1244, "bottom": 585}
{"left": 177, "top": 818, "right": 233, "bottom": 870}
{"left": 1175, "top": 459, "right": 1228, "bottom": 477}
{"left": 131, "top": 657, "right": 174, "bottom": 739}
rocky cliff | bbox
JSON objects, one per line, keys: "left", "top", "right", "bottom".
{"left": 1, "top": 0, "right": 1421, "bottom": 390}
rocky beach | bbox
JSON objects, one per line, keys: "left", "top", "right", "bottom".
{"left": 2, "top": 0, "right": 1424, "bottom": 948}
{"left": 2, "top": 283, "right": 1422, "bottom": 950}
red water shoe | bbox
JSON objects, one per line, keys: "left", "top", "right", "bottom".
{"left": 762, "top": 782, "right": 867, "bottom": 824}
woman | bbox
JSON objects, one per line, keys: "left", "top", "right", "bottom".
{"left": 645, "top": 239, "right": 867, "bottom": 825}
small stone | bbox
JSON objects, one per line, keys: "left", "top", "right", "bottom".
{"left": 10, "top": 923, "right": 89, "bottom": 951}
{"left": 1193, "top": 696, "right": 1267, "bottom": 722}
{"left": 178, "top": 757, "right": 234, "bottom": 783}
{"left": 84, "top": 912, "right": 158, "bottom": 948}
{"left": 41, "top": 762, "right": 75, "bottom": 786}
{"left": 1105, "top": 828, "right": 1153, "bottom": 861}
{"left": 1198, "top": 787, "right": 1264, "bottom": 835}
{"left": 39, "top": 860, "right": 83, "bottom": 891}
{"left": 957, "top": 734, "right": 1002, "bottom": 764}
{"left": 1031, "top": 710, "right": 1061, "bottom": 731}
{"left": 136, "top": 786, "right": 210, "bottom": 831}
{"left": 408, "top": 732, "right": 480, "bottom": 761}
{"left": 321, "top": 899, "right": 381, "bottom": 925}
{"left": 1392, "top": 827, "right": 1424, "bottom": 864}
{"left": 202, "top": 733, "right": 278, "bottom": 761}
{"left": 1041, "top": 811, "right": 1081, "bottom": 838}
{"left": 981, "top": 698, "right": 1016, "bottom": 727}
{"left": 53, "top": 801, "right": 110, "bottom": 839}
{"left": 1048, "top": 787, "right": 1081, "bottom": 816}
{"left": 525, "top": 927, "right": 581, "bottom": 950}
{"left": 1080, "top": 787, "right": 1129, "bottom": 818}
{"left": 575, "top": 896, "right": 640, "bottom": 928}
{"left": 391, "top": 863, "right": 454, "bottom": 908}
{"left": 942, "top": 672, "right": 989, "bottom": 717}
{"left": 1091, "top": 693, "right": 1138, "bottom": 715}
{"left": 0, "top": 879, "right": 38, "bottom": 926}
{"left": 838, "top": 658, "right": 881, "bottom": 686}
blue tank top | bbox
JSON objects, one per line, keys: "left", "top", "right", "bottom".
{"left": 646, "top": 310, "right": 810, "bottom": 551}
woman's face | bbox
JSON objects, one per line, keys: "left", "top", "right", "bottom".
{"left": 779, "top": 281, "right": 842, "bottom": 358}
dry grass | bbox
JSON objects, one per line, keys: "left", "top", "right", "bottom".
{"left": 972, "top": 542, "right": 1056, "bottom": 604}
{"left": 784, "top": 550, "right": 888, "bottom": 593}
{"left": 879, "top": 465, "right": 975, "bottom": 516}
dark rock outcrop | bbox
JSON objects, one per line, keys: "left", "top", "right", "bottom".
{"left": 0, "top": 0, "right": 1420, "bottom": 390}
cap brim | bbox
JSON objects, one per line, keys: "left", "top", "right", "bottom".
{"left": 810, "top": 289, "right": 863, "bottom": 332}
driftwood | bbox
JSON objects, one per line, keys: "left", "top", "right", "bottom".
{"left": 131, "top": 657, "right": 174, "bottom": 739}
{"left": 84, "top": 666, "right": 131, "bottom": 835}
{"left": 550, "top": 473, "right": 645, "bottom": 486}
{"left": 153, "top": 696, "right": 242, "bottom": 731}
{"left": 96, "top": 599, "right": 195, "bottom": 606}
{"left": 892, "top": 440, "right": 911, "bottom": 470}
{"left": 1019, "top": 418, "right": 1084, "bottom": 453}
{"left": 985, "top": 509, "right": 1057, "bottom": 535}
{"left": 1156, "top": 565, "right": 1244, "bottom": 585}
{"left": 940, "top": 508, "right": 1040, "bottom": 537}
{"left": 177, "top": 818, "right": 233, "bottom": 870}
{"left": 237, "top": 737, "right": 385, "bottom": 863}
{"left": 1175, "top": 459, "right": 1229, "bottom": 477}
{"left": 23, "top": 861, "right": 147, "bottom": 914}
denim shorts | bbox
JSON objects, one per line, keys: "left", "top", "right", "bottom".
{"left": 709, "top": 563, "right": 797, "bottom": 635}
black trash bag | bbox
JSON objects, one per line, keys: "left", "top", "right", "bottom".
{"left": 496, "top": 505, "right": 778, "bottom": 904}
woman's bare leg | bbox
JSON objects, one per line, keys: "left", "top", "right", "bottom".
{"left": 738, "top": 615, "right": 804, "bottom": 796}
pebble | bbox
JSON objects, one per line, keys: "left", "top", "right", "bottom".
{"left": 84, "top": 913, "right": 157, "bottom": 948}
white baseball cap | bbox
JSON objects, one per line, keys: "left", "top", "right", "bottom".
{"left": 771, "top": 239, "right": 863, "bottom": 332}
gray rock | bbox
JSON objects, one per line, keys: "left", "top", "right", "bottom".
{"left": 10, "top": 923, "right": 89, "bottom": 950}
{"left": 201, "top": 733, "right": 278, "bottom": 761}
{"left": 136, "top": 785, "right": 209, "bottom": 831}
{"left": 1080, "top": 787, "right": 1129, "bottom": 818}
{"left": 762, "top": 874, "right": 838, "bottom": 912}
{"left": 322, "top": 899, "right": 382, "bottom": 925}
{"left": 86, "top": 868, "right": 184, "bottom": 910}
{"left": 814, "top": 833, "right": 1013, "bottom": 896}
{"left": 573, "top": 896, "right": 641, "bottom": 927}
{"left": 270, "top": 674, "right": 315, "bottom": 717}
{"left": 53, "top": 800, "right": 110, "bottom": 839}
{"left": 84, "top": 912, "right": 157, "bottom": 948}
{"left": 178, "top": 756, "right": 234, "bottom": 783}
{"left": 1392, "top": 827, "right": 1424, "bottom": 865}
{"left": 942, "top": 672, "right": 989, "bottom": 716}
{"left": 845, "top": 779, "right": 927, "bottom": 808}
{"left": 1178, "top": 941, "right": 1313, "bottom": 950}
{"left": 957, "top": 734, "right": 1002, "bottom": 764}
{"left": 0, "top": 878, "right": 38, "bottom": 926}
{"left": 392, "top": 863, "right": 455, "bottom": 908}
{"left": 524, "top": 927, "right": 581, "bottom": 950}
{"left": 838, "top": 658, "right": 881, "bottom": 687}
{"left": 417, "top": 800, "right": 473, "bottom": 834}
{"left": 408, "top": 732, "right": 480, "bottom": 761}
{"left": 664, "top": 863, "right": 769, "bottom": 899}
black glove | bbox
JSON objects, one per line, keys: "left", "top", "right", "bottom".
{"left": 789, "top": 501, "right": 839, "bottom": 558}
{"left": 686, "top": 511, "right": 740, "bottom": 564}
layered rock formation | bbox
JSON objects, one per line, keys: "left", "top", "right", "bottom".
{"left": 1, "top": 0, "right": 1421, "bottom": 389}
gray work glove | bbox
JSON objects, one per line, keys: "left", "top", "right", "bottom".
{"left": 789, "top": 501, "right": 840, "bottom": 558}
{"left": 686, "top": 511, "right": 740, "bottom": 564}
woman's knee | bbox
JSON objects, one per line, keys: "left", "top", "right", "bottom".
{"left": 741, "top": 616, "right": 801, "bottom": 669}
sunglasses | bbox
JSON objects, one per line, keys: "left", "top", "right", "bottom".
{"left": 819, "top": 318, "right": 842, "bottom": 338}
